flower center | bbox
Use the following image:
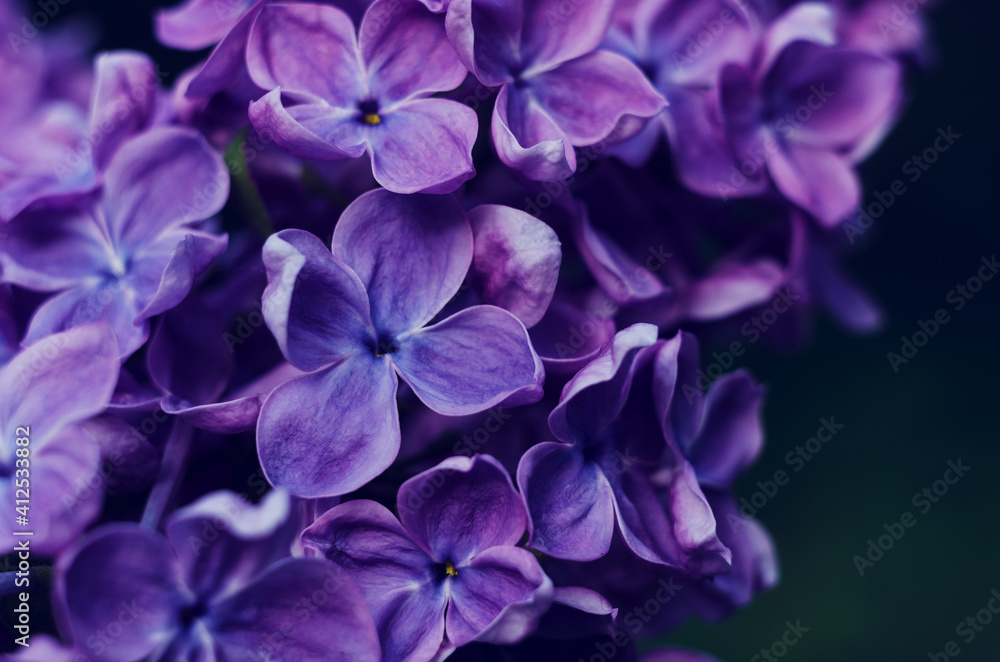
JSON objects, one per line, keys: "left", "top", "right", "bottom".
{"left": 179, "top": 601, "right": 208, "bottom": 629}
{"left": 367, "top": 334, "right": 398, "bottom": 358}
{"left": 445, "top": 560, "right": 458, "bottom": 577}
{"left": 358, "top": 99, "right": 382, "bottom": 126}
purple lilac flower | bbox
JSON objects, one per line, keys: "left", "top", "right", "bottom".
{"left": 446, "top": 0, "right": 667, "bottom": 181}
{"left": 302, "top": 454, "right": 553, "bottom": 662}
{"left": 0, "top": 127, "right": 229, "bottom": 357}
{"left": 0, "top": 323, "right": 119, "bottom": 554}
{"left": 717, "top": 2, "right": 901, "bottom": 224}
{"left": 517, "top": 324, "right": 731, "bottom": 574}
{"left": 246, "top": 0, "right": 478, "bottom": 193}
{"left": 257, "top": 189, "right": 544, "bottom": 498}
{"left": 56, "top": 490, "right": 381, "bottom": 661}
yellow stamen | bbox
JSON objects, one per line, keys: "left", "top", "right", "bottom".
{"left": 445, "top": 560, "right": 458, "bottom": 577}
{"left": 363, "top": 113, "right": 382, "bottom": 126}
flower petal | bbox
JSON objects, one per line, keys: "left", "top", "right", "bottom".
{"left": 249, "top": 89, "right": 367, "bottom": 161}
{"left": 361, "top": 0, "right": 468, "bottom": 101}
{"left": 256, "top": 355, "right": 399, "bottom": 498}
{"left": 155, "top": 0, "right": 255, "bottom": 50}
{"left": 492, "top": 84, "right": 575, "bottom": 181}
{"left": 211, "top": 558, "right": 382, "bottom": 662}
{"left": 88, "top": 51, "right": 159, "bottom": 171}
{"left": 301, "top": 499, "right": 447, "bottom": 662}
{"left": 447, "top": 545, "right": 550, "bottom": 646}
{"left": 368, "top": 98, "right": 477, "bottom": 193}
{"left": 0, "top": 323, "right": 118, "bottom": 448}
{"left": 398, "top": 454, "right": 527, "bottom": 564}
{"left": 102, "top": 127, "right": 229, "bottom": 252}
{"left": 332, "top": 189, "right": 473, "bottom": 336}
{"left": 246, "top": 2, "right": 364, "bottom": 103}
{"left": 548, "top": 323, "right": 658, "bottom": 445}
{"left": 767, "top": 142, "right": 860, "bottom": 226}
{"left": 393, "top": 305, "right": 544, "bottom": 416}
{"left": 529, "top": 50, "right": 665, "bottom": 146}
{"left": 516, "top": 441, "right": 614, "bottom": 560}
{"left": 469, "top": 204, "right": 561, "bottom": 328}
{"left": 56, "top": 525, "right": 185, "bottom": 662}
{"left": 134, "top": 229, "right": 229, "bottom": 322}
{"left": 261, "top": 228, "right": 375, "bottom": 371}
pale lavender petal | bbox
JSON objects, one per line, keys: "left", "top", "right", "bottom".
{"left": 393, "top": 306, "right": 543, "bottom": 416}
{"left": 261, "top": 228, "right": 374, "bottom": 371}
{"left": 681, "top": 259, "right": 785, "bottom": 321}
{"left": 469, "top": 204, "right": 561, "bottom": 328}
{"left": 368, "top": 98, "right": 477, "bottom": 194}
{"left": 156, "top": 0, "right": 256, "bottom": 50}
{"left": 517, "top": 441, "right": 614, "bottom": 560}
{"left": 529, "top": 51, "right": 665, "bottom": 146}
{"left": 492, "top": 84, "right": 575, "bottom": 181}
{"left": 758, "top": 1, "right": 836, "bottom": 74}
{"left": 447, "top": 545, "right": 549, "bottom": 645}
{"left": 767, "top": 142, "right": 859, "bottom": 226}
{"left": 361, "top": 0, "right": 467, "bottom": 101}
{"left": 256, "top": 355, "right": 399, "bottom": 498}
{"left": 246, "top": 2, "right": 364, "bottom": 103}
{"left": 88, "top": 51, "right": 159, "bottom": 170}
{"left": 0, "top": 323, "right": 118, "bottom": 448}
{"left": 102, "top": 127, "right": 229, "bottom": 251}
{"left": 211, "top": 558, "right": 382, "bottom": 662}
{"left": 165, "top": 395, "right": 265, "bottom": 434}
{"left": 520, "top": 0, "right": 616, "bottom": 68}
{"left": 22, "top": 283, "right": 147, "bottom": 358}
{"left": 332, "top": 189, "right": 472, "bottom": 336}
{"left": 398, "top": 455, "right": 526, "bottom": 564}
{"left": 249, "top": 90, "right": 367, "bottom": 161}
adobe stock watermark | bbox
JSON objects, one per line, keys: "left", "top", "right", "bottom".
{"left": 727, "top": 416, "right": 845, "bottom": 531}
{"left": 682, "top": 287, "right": 800, "bottom": 404}
{"left": 887, "top": 255, "right": 997, "bottom": 373}
{"left": 577, "top": 577, "right": 683, "bottom": 662}
{"left": 550, "top": 242, "right": 671, "bottom": 361}
{"left": 843, "top": 126, "right": 960, "bottom": 243}
{"left": 852, "top": 458, "right": 969, "bottom": 576}
{"left": 670, "top": 0, "right": 752, "bottom": 71}
{"left": 928, "top": 588, "right": 1000, "bottom": 660}
{"left": 716, "top": 86, "right": 835, "bottom": 199}
{"left": 6, "top": 0, "right": 71, "bottom": 52}
{"left": 877, "top": 0, "right": 932, "bottom": 42}
{"left": 750, "top": 619, "right": 810, "bottom": 662}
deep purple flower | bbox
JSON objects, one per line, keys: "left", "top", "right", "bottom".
{"left": 517, "top": 324, "right": 731, "bottom": 574}
{"left": 0, "top": 127, "right": 230, "bottom": 357}
{"left": 446, "top": 0, "right": 666, "bottom": 180}
{"left": 717, "top": 3, "right": 901, "bottom": 224}
{"left": 56, "top": 490, "right": 381, "bottom": 662}
{"left": 246, "top": 0, "right": 477, "bottom": 193}
{"left": 0, "top": 323, "right": 119, "bottom": 554}
{"left": 257, "top": 189, "right": 544, "bottom": 498}
{"left": 302, "top": 454, "right": 553, "bottom": 662}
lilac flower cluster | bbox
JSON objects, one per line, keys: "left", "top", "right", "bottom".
{"left": 0, "top": 0, "right": 934, "bottom": 659}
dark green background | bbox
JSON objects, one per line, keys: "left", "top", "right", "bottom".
{"left": 11, "top": 0, "right": 1000, "bottom": 660}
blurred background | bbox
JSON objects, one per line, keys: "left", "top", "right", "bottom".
{"left": 6, "top": 1, "right": 1000, "bottom": 660}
